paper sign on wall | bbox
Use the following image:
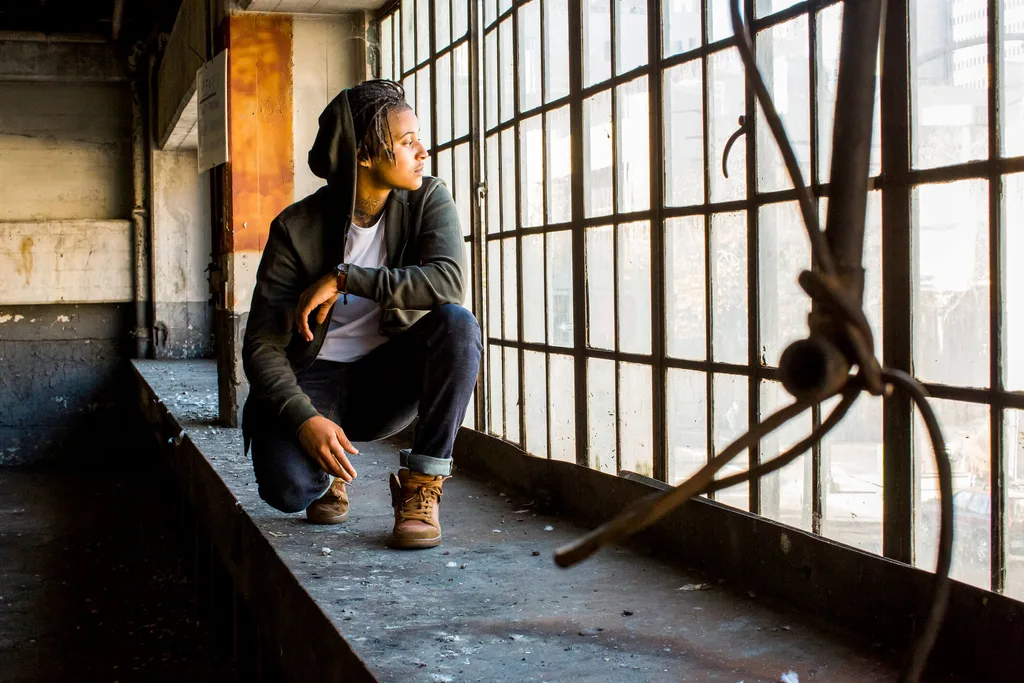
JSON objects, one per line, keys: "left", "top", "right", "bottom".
{"left": 197, "top": 49, "right": 229, "bottom": 173}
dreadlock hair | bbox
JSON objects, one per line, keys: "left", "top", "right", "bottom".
{"left": 348, "top": 79, "right": 411, "bottom": 164}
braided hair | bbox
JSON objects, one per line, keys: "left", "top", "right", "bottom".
{"left": 348, "top": 79, "right": 411, "bottom": 164}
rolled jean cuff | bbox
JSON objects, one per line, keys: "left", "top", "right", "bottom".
{"left": 400, "top": 449, "right": 453, "bottom": 476}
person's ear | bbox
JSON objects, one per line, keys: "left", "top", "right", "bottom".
{"left": 357, "top": 151, "right": 374, "bottom": 169}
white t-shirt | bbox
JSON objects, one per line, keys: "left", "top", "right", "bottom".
{"left": 317, "top": 212, "right": 389, "bottom": 363}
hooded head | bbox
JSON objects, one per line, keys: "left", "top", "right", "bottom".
{"left": 308, "top": 80, "right": 427, "bottom": 204}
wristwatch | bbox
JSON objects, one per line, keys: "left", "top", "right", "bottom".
{"left": 334, "top": 263, "right": 349, "bottom": 303}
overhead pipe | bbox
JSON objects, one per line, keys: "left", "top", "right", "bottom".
{"left": 129, "top": 44, "right": 153, "bottom": 359}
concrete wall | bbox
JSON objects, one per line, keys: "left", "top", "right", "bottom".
{"left": 0, "top": 36, "right": 135, "bottom": 465}
{"left": 151, "top": 150, "right": 214, "bottom": 359}
{"left": 156, "top": 0, "right": 207, "bottom": 149}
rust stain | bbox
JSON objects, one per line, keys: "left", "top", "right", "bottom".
{"left": 226, "top": 13, "right": 295, "bottom": 255}
{"left": 15, "top": 236, "right": 34, "bottom": 285}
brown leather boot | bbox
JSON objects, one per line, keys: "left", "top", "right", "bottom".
{"left": 389, "top": 469, "right": 445, "bottom": 549}
{"left": 306, "top": 477, "right": 349, "bottom": 524}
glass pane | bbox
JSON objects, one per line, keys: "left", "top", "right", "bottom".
{"left": 485, "top": 0, "right": 497, "bottom": 25}
{"left": 453, "top": 0, "right": 468, "bottom": 40}
{"left": 1003, "top": 409, "right": 1024, "bottom": 601}
{"left": 550, "top": 354, "right": 576, "bottom": 462}
{"left": 403, "top": 72, "right": 416, "bottom": 110}
{"left": 392, "top": 9, "right": 402, "bottom": 79}
{"left": 485, "top": 30, "right": 498, "bottom": 129}
{"left": 707, "top": 0, "right": 740, "bottom": 44}
{"left": 615, "top": 0, "right": 648, "bottom": 75}
{"left": 1003, "top": 0, "right": 1024, "bottom": 158}
{"left": 756, "top": 16, "right": 810, "bottom": 193}
{"left": 664, "top": 59, "right": 705, "bottom": 207}
{"left": 584, "top": 0, "right": 612, "bottom": 87}
{"left": 1004, "top": 174, "right": 1024, "bottom": 390}
{"left": 455, "top": 143, "right": 471, "bottom": 237}
{"left": 665, "top": 216, "right": 706, "bottom": 360}
{"left": 616, "top": 76, "right": 650, "bottom": 213}
{"left": 584, "top": 90, "right": 614, "bottom": 217}
{"left": 505, "top": 346, "right": 521, "bottom": 443}
{"left": 588, "top": 358, "right": 617, "bottom": 473}
{"left": 487, "top": 134, "right": 500, "bottom": 234}
{"left": 499, "top": 0, "right": 512, "bottom": 14}
{"left": 817, "top": 4, "right": 881, "bottom": 184}
{"left": 519, "top": 0, "right": 543, "bottom": 112}
{"left": 487, "top": 240, "right": 501, "bottom": 336}
{"left": 402, "top": 0, "right": 415, "bottom": 71}
{"left": 618, "top": 221, "right": 652, "bottom": 354}
{"left": 454, "top": 43, "right": 470, "bottom": 138}
{"left": 911, "top": 0, "right": 989, "bottom": 169}
{"left": 416, "top": 66, "right": 432, "bottom": 150}
{"left": 587, "top": 225, "right": 616, "bottom": 349}
{"left": 520, "top": 115, "right": 544, "bottom": 228}
{"left": 489, "top": 344, "right": 503, "bottom": 434}
{"left": 663, "top": 0, "right": 701, "bottom": 58}
{"left": 381, "top": 16, "right": 393, "bottom": 80}
{"left": 501, "top": 128, "right": 516, "bottom": 232}
{"left": 759, "top": 201, "right": 810, "bottom": 367}
{"left": 545, "top": 0, "right": 571, "bottom": 101}
{"left": 759, "top": 381, "right": 812, "bottom": 531}
{"left": 713, "top": 373, "right": 749, "bottom": 510}
{"left": 914, "top": 398, "right": 990, "bottom": 591}
{"left": 522, "top": 234, "right": 545, "bottom": 343}
{"left": 711, "top": 211, "right": 748, "bottom": 364}
{"left": 500, "top": 18, "right": 515, "bottom": 122}
{"left": 416, "top": 0, "right": 429, "bottom": 64}
{"left": 619, "top": 363, "right": 654, "bottom": 477}
{"left": 436, "top": 53, "right": 452, "bottom": 146}
{"left": 436, "top": 0, "right": 451, "bottom": 50}
{"left": 547, "top": 230, "right": 575, "bottom": 347}
{"left": 708, "top": 48, "right": 747, "bottom": 202}
{"left": 547, "top": 106, "right": 573, "bottom": 223}
{"left": 912, "top": 180, "right": 990, "bottom": 387}
{"left": 463, "top": 388, "right": 475, "bottom": 429}
{"left": 821, "top": 393, "right": 884, "bottom": 555}
{"left": 667, "top": 368, "right": 707, "bottom": 484}
{"left": 436, "top": 147, "right": 453, "bottom": 190}
{"left": 503, "top": 237, "right": 518, "bottom": 340}
{"left": 755, "top": 0, "right": 800, "bottom": 18}
{"left": 463, "top": 241, "right": 474, "bottom": 308}
{"left": 524, "top": 350, "right": 547, "bottom": 457}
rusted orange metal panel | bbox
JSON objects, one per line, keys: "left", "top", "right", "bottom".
{"left": 226, "top": 13, "right": 294, "bottom": 255}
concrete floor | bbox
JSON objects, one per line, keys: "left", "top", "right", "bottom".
{"left": 0, "top": 466, "right": 234, "bottom": 682}
{"left": 137, "top": 360, "right": 974, "bottom": 683}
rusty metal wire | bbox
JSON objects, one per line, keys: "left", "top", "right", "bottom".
{"left": 554, "top": 2, "right": 954, "bottom": 681}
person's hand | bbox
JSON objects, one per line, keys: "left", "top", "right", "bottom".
{"left": 298, "top": 416, "right": 359, "bottom": 482}
{"left": 295, "top": 272, "right": 343, "bottom": 342}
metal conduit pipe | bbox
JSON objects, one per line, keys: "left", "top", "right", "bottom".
{"left": 129, "top": 45, "right": 153, "bottom": 360}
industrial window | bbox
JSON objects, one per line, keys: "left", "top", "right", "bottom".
{"left": 376, "top": 0, "right": 1024, "bottom": 602}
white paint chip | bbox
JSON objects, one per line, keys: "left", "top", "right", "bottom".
{"left": 55, "top": 315, "right": 70, "bottom": 322}
{"left": 0, "top": 315, "right": 10, "bottom": 324}
{"left": 544, "top": 526, "right": 554, "bottom": 531}
{"left": 321, "top": 547, "right": 332, "bottom": 556}
{"left": 12, "top": 315, "right": 23, "bottom": 322}
{"left": 446, "top": 561, "right": 457, "bottom": 568}
{"left": 780, "top": 671, "right": 799, "bottom": 683}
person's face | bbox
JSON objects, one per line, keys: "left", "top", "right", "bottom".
{"left": 359, "top": 107, "right": 428, "bottom": 191}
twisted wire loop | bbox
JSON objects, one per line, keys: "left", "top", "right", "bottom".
{"left": 554, "top": 2, "right": 954, "bottom": 681}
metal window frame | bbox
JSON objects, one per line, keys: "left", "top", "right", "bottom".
{"left": 373, "top": 0, "right": 1024, "bottom": 599}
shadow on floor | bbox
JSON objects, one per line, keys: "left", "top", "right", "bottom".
{"left": 0, "top": 462, "right": 234, "bottom": 683}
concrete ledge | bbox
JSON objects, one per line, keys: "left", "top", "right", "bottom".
{"left": 0, "top": 38, "right": 126, "bottom": 82}
{"left": 133, "top": 359, "right": 996, "bottom": 682}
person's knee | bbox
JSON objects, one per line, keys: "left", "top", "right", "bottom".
{"left": 436, "top": 304, "right": 481, "bottom": 351}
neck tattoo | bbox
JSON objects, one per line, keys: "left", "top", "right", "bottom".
{"left": 354, "top": 196, "right": 386, "bottom": 228}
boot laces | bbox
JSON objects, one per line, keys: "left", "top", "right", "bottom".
{"left": 400, "top": 481, "right": 442, "bottom": 524}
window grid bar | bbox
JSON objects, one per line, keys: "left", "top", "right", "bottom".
{"left": 807, "top": 3, "right": 824, "bottom": 535}
{"left": 540, "top": 0, "right": 554, "bottom": 460}
{"left": 513, "top": 2, "right": 527, "bottom": 451}
{"left": 744, "top": 0, "right": 762, "bottom": 515}
{"left": 648, "top": 0, "right": 668, "bottom": 483}
{"left": 988, "top": 0, "right": 1006, "bottom": 594}
{"left": 700, "top": 0, "right": 716, "bottom": 498}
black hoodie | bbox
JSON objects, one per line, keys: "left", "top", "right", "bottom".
{"left": 241, "top": 89, "right": 467, "bottom": 439}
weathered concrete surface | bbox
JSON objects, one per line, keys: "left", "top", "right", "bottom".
{"left": 0, "top": 467, "right": 234, "bottom": 681}
{"left": 156, "top": 0, "right": 206, "bottom": 149}
{"left": 134, "top": 359, "right": 975, "bottom": 683}
{"left": 151, "top": 149, "right": 214, "bottom": 359}
{"left": 0, "top": 220, "right": 133, "bottom": 304}
{"left": 0, "top": 37, "right": 126, "bottom": 82}
{"left": 0, "top": 304, "right": 131, "bottom": 465}
{"left": 0, "top": 80, "right": 131, "bottom": 222}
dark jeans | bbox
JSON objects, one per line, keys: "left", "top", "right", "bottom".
{"left": 250, "top": 304, "right": 482, "bottom": 514}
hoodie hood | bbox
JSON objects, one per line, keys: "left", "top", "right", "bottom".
{"left": 308, "top": 89, "right": 358, "bottom": 221}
